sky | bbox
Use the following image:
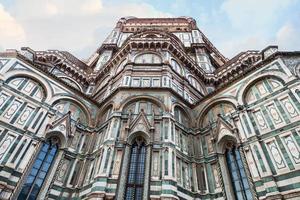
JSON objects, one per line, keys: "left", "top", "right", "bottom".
{"left": 0, "top": 0, "right": 300, "bottom": 60}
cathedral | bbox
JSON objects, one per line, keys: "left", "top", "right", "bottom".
{"left": 1, "top": 17, "right": 300, "bottom": 200}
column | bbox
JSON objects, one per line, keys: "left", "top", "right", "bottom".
{"left": 116, "top": 145, "right": 130, "bottom": 199}
{"left": 218, "top": 154, "right": 236, "bottom": 200}
{"left": 143, "top": 145, "right": 152, "bottom": 200}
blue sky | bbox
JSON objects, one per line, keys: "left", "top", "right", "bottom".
{"left": 0, "top": 0, "right": 299, "bottom": 59}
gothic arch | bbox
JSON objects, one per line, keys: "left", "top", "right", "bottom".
{"left": 51, "top": 97, "right": 91, "bottom": 125}
{"left": 197, "top": 98, "right": 237, "bottom": 127}
{"left": 57, "top": 76, "right": 83, "bottom": 92}
{"left": 131, "top": 30, "right": 185, "bottom": 49}
{"left": 133, "top": 51, "right": 162, "bottom": 64}
{"left": 172, "top": 103, "right": 192, "bottom": 126}
{"left": 114, "top": 58, "right": 128, "bottom": 76}
{"left": 187, "top": 74, "right": 206, "bottom": 94}
{"left": 237, "top": 72, "right": 287, "bottom": 105}
{"left": 97, "top": 103, "right": 114, "bottom": 124}
{"left": 3, "top": 70, "right": 53, "bottom": 102}
{"left": 127, "top": 131, "right": 150, "bottom": 145}
{"left": 118, "top": 95, "right": 166, "bottom": 112}
{"left": 44, "top": 131, "right": 66, "bottom": 149}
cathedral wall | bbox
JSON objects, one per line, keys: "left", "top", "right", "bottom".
{"left": 195, "top": 57, "right": 300, "bottom": 200}
{"left": 0, "top": 56, "right": 98, "bottom": 199}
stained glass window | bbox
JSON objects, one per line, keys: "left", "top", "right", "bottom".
{"left": 18, "top": 140, "right": 58, "bottom": 200}
{"left": 226, "top": 148, "right": 253, "bottom": 200}
{"left": 125, "top": 139, "right": 147, "bottom": 200}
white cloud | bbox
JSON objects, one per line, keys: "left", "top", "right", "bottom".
{"left": 221, "top": 0, "right": 295, "bottom": 30}
{"left": 218, "top": 35, "right": 268, "bottom": 58}
{"left": 0, "top": 4, "right": 26, "bottom": 50}
{"left": 218, "top": 0, "right": 298, "bottom": 57}
{"left": 275, "top": 22, "right": 300, "bottom": 51}
{"left": 1, "top": 0, "right": 171, "bottom": 58}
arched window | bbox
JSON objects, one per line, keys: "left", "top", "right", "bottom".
{"left": 172, "top": 151, "right": 175, "bottom": 177}
{"left": 99, "top": 105, "right": 113, "bottom": 124}
{"left": 202, "top": 102, "right": 235, "bottom": 128}
{"left": 171, "top": 59, "right": 183, "bottom": 75}
{"left": 244, "top": 77, "right": 283, "bottom": 104}
{"left": 125, "top": 138, "right": 147, "bottom": 200}
{"left": 18, "top": 138, "right": 58, "bottom": 200}
{"left": 164, "top": 149, "right": 169, "bottom": 176}
{"left": 188, "top": 75, "right": 204, "bottom": 93}
{"left": 53, "top": 100, "right": 88, "bottom": 125}
{"left": 7, "top": 77, "right": 45, "bottom": 101}
{"left": 115, "top": 59, "right": 127, "bottom": 75}
{"left": 174, "top": 106, "right": 189, "bottom": 127}
{"left": 226, "top": 148, "right": 253, "bottom": 200}
{"left": 123, "top": 100, "right": 163, "bottom": 119}
{"left": 134, "top": 53, "right": 161, "bottom": 64}
{"left": 103, "top": 148, "right": 111, "bottom": 173}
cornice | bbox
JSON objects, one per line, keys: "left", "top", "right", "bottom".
{"left": 193, "top": 51, "right": 297, "bottom": 107}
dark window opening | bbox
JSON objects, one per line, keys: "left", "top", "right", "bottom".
{"left": 125, "top": 139, "right": 147, "bottom": 200}
{"left": 226, "top": 148, "right": 253, "bottom": 200}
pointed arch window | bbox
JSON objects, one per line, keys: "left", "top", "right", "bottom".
{"left": 18, "top": 139, "right": 58, "bottom": 200}
{"left": 226, "top": 148, "right": 253, "bottom": 200}
{"left": 125, "top": 138, "right": 147, "bottom": 200}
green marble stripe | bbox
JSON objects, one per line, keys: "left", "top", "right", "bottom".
{"left": 247, "top": 112, "right": 260, "bottom": 135}
{"left": 90, "top": 186, "right": 106, "bottom": 192}
{"left": 162, "top": 179, "right": 177, "bottom": 186}
{"left": 261, "top": 105, "right": 275, "bottom": 130}
{"left": 24, "top": 107, "right": 40, "bottom": 130}
{"left": 105, "top": 188, "right": 116, "bottom": 193}
{"left": 10, "top": 102, "right": 27, "bottom": 124}
{"left": 247, "top": 86, "right": 287, "bottom": 107}
{"left": 150, "top": 181, "right": 162, "bottom": 186}
{"left": 16, "top": 140, "right": 31, "bottom": 169}
{"left": 289, "top": 91, "right": 300, "bottom": 111}
{"left": 291, "top": 129, "right": 300, "bottom": 147}
{"left": 31, "top": 111, "right": 43, "bottom": 129}
{"left": 0, "top": 129, "right": 8, "bottom": 143}
{"left": 244, "top": 120, "right": 300, "bottom": 147}
{"left": 274, "top": 99, "right": 290, "bottom": 124}
{"left": 2, "top": 135, "right": 22, "bottom": 164}
{"left": 206, "top": 163, "right": 214, "bottom": 193}
{"left": 17, "top": 79, "right": 28, "bottom": 90}
{"left": 0, "top": 96, "right": 15, "bottom": 115}
{"left": 176, "top": 185, "right": 194, "bottom": 197}
{"left": 161, "top": 189, "right": 177, "bottom": 195}
{"left": 242, "top": 114, "right": 252, "bottom": 136}
{"left": 257, "top": 182, "right": 300, "bottom": 197}
{"left": 263, "top": 79, "right": 273, "bottom": 93}
{"left": 3, "top": 84, "right": 50, "bottom": 108}
{"left": 254, "top": 145, "right": 267, "bottom": 173}
{"left": 261, "top": 142, "right": 276, "bottom": 174}
{"left": 149, "top": 190, "right": 162, "bottom": 195}
{"left": 275, "top": 135, "right": 295, "bottom": 170}
{"left": 29, "top": 85, "right": 38, "bottom": 97}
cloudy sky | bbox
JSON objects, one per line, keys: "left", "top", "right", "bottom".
{"left": 1, "top": 0, "right": 300, "bottom": 60}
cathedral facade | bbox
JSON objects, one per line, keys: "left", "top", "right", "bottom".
{"left": 0, "top": 17, "right": 300, "bottom": 200}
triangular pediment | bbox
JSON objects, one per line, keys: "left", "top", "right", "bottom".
{"left": 214, "top": 116, "right": 237, "bottom": 144}
{"left": 47, "top": 112, "right": 74, "bottom": 138}
{"left": 129, "top": 110, "right": 151, "bottom": 133}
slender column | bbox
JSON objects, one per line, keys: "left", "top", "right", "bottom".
{"left": 218, "top": 154, "right": 235, "bottom": 200}
{"left": 143, "top": 145, "right": 152, "bottom": 200}
{"left": 116, "top": 145, "right": 131, "bottom": 199}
